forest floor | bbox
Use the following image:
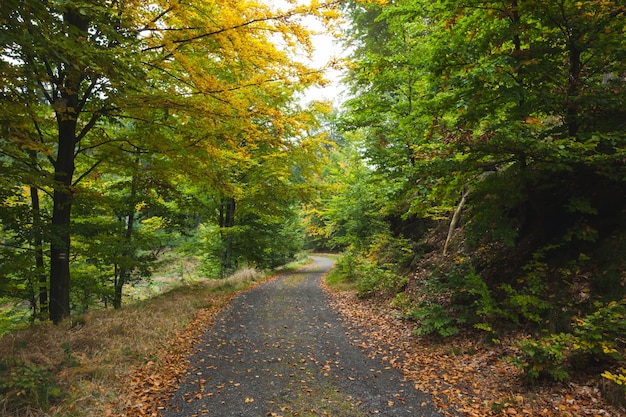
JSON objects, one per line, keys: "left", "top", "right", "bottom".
{"left": 119, "top": 254, "right": 623, "bottom": 417}
{"left": 1, "top": 255, "right": 622, "bottom": 416}
{"left": 323, "top": 285, "right": 625, "bottom": 417}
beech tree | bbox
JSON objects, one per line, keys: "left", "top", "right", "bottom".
{"left": 1, "top": 1, "right": 145, "bottom": 323}
{"left": 342, "top": 0, "right": 625, "bottom": 238}
{"left": 332, "top": 0, "right": 625, "bottom": 324}
{"left": 1, "top": 0, "right": 340, "bottom": 323}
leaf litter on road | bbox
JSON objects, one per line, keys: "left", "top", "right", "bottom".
{"left": 125, "top": 256, "right": 442, "bottom": 417}
{"left": 322, "top": 284, "right": 624, "bottom": 417}
{"left": 116, "top": 255, "right": 622, "bottom": 417}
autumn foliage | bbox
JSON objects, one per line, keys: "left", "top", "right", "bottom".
{"left": 0, "top": 0, "right": 337, "bottom": 321}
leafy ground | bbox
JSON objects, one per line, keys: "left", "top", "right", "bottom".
{"left": 159, "top": 256, "right": 442, "bottom": 417}
{"left": 1, "top": 254, "right": 623, "bottom": 416}
{"left": 323, "top": 286, "right": 625, "bottom": 417}
{"left": 116, "top": 255, "right": 624, "bottom": 417}
{"left": 0, "top": 264, "right": 272, "bottom": 417}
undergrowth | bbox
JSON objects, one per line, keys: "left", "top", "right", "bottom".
{"left": 332, "top": 210, "right": 626, "bottom": 410}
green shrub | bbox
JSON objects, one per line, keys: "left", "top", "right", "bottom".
{"left": 400, "top": 261, "right": 498, "bottom": 338}
{"left": 514, "top": 334, "right": 574, "bottom": 383}
{"left": 334, "top": 250, "right": 364, "bottom": 283}
{"left": 513, "top": 300, "right": 626, "bottom": 384}
{"left": 446, "top": 264, "right": 503, "bottom": 324}
{"left": 336, "top": 234, "right": 413, "bottom": 297}
{"left": 500, "top": 248, "right": 556, "bottom": 324}
{"left": 410, "top": 303, "right": 461, "bottom": 337}
{"left": 571, "top": 301, "right": 626, "bottom": 360}
{"left": 0, "top": 359, "right": 62, "bottom": 411}
{"left": 354, "top": 260, "right": 408, "bottom": 297}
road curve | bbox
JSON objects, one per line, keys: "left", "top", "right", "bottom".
{"left": 162, "top": 256, "right": 444, "bottom": 417}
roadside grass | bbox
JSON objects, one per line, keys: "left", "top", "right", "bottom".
{"left": 0, "top": 255, "right": 312, "bottom": 417}
{"left": 272, "top": 381, "right": 367, "bottom": 417}
{"left": 323, "top": 255, "right": 356, "bottom": 293}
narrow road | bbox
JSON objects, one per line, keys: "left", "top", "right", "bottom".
{"left": 163, "top": 256, "right": 444, "bottom": 417}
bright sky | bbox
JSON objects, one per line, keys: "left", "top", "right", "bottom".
{"left": 301, "top": 30, "right": 347, "bottom": 105}
{"left": 270, "top": 0, "right": 348, "bottom": 106}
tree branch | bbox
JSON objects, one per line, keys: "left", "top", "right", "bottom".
{"left": 72, "top": 159, "right": 103, "bottom": 187}
{"left": 140, "top": 1, "right": 341, "bottom": 52}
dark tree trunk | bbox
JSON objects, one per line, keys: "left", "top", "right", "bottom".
{"left": 510, "top": 0, "right": 527, "bottom": 169}
{"left": 566, "top": 39, "right": 582, "bottom": 139}
{"left": 29, "top": 183, "right": 47, "bottom": 319}
{"left": 49, "top": 195, "right": 72, "bottom": 323}
{"left": 113, "top": 153, "right": 140, "bottom": 309}
{"left": 49, "top": 98, "right": 79, "bottom": 322}
{"left": 48, "top": 9, "right": 88, "bottom": 324}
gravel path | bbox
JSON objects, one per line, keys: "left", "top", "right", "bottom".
{"left": 162, "top": 256, "right": 444, "bottom": 417}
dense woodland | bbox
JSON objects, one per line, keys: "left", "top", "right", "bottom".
{"left": 313, "top": 0, "right": 625, "bottom": 402}
{"left": 0, "top": 0, "right": 625, "bottom": 415}
{"left": 311, "top": 0, "right": 625, "bottom": 405}
{"left": 0, "top": 0, "right": 339, "bottom": 325}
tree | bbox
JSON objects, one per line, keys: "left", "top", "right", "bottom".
{"left": 342, "top": 0, "right": 625, "bottom": 241}
{"left": 1, "top": 0, "right": 148, "bottom": 322}
{"left": 208, "top": 100, "right": 333, "bottom": 276}
{"left": 1, "top": 0, "right": 341, "bottom": 322}
{"left": 335, "top": 0, "right": 626, "bottom": 325}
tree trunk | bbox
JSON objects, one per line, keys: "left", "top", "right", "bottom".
{"left": 49, "top": 82, "right": 80, "bottom": 322}
{"left": 49, "top": 193, "right": 72, "bottom": 323}
{"left": 566, "top": 38, "right": 582, "bottom": 139}
{"left": 113, "top": 265, "right": 124, "bottom": 309}
{"left": 443, "top": 188, "right": 469, "bottom": 256}
{"left": 48, "top": 8, "right": 89, "bottom": 324}
{"left": 510, "top": 0, "right": 527, "bottom": 169}
{"left": 49, "top": 134, "right": 75, "bottom": 323}
{"left": 113, "top": 153, "right": 140, "bottom": 309}
{"left": 50, "top": 87, "right": 79, "bottom": 323}
{"left": 29, "top": 183, "right": 47, "bottom": 319}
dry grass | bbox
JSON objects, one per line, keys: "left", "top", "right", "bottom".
{"left": 0, "top": 267, "right": 268, "bottom": 417}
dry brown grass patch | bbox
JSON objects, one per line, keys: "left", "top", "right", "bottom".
{"left": 0, "top": 270, "right": 264, "bottom": 417}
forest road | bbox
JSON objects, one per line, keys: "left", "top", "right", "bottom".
{"left": 162, "top": 256, "right": 445, "bottom": 417}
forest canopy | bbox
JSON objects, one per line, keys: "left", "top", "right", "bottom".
{"left": 307, "top": 0, "right": 625, "bottom": 396}
{"left": 0, "top": 0, "right": 339, "bottom": 324}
